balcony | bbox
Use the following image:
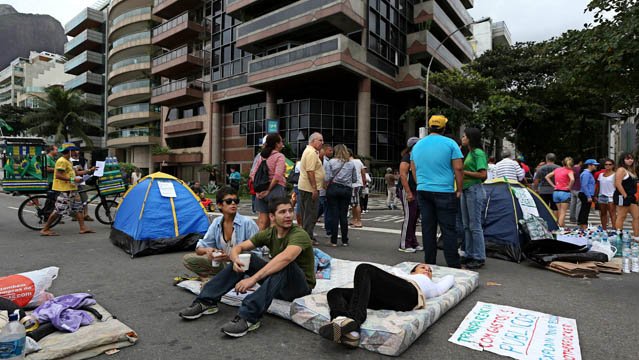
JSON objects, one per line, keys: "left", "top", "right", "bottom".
{"left": 108, "top": 56, "right": 151, "bottom": 84}
{"left": 107, "top": 79, "right": 151, "bottom": 107}
{"left": 151, "top": 46, "right": 204, "bottom": 77}
{"left": 65, "top": 8, "right": 105, "bottom": 37}
{"left": 65, "top": 29, "right": 104, "bottom": 57}
{"left": 226, "top": 0, "right": 297, "bottom": 18}
{"left": 80, "top": 93, "right": 103, "bottom": 107}
{"left": 164, "top": 118, "right": 203, "bottom": 134}
{"left": 64, "top": 51, "right": 104, "bottom": 75}
{"left": 107, "top": 103, "right": 161, "bottom": 127}
{"left": 151, "top": 78, "right": 207, "bottom": 107}
{"left": 153, "top": 0, "right": 203, "bottom": 19}
{"left": 152, "top": 11, "right": 206, "bottom": 49}
{"left": 109, "top": 7, "right": 157, "bottom": 36}
{"left": 235, "top": 0, "right": 365, "bottom": 53}
{"left": 107, "top": 127, "right": 161, "bottom": 148}
{"left": 406, "top": 30, "right": 463, "bottom": 69}
{"left": 108, "top": 31, "right": 151, "bottom": 58}
{"left": 414, "top": 1, "right": 473, "bottom": 61}
{"left": 492, "top": 21, "right": 512, "bottom": 47}
{"left": 64, "top": 71, "right": 104, "bottom": 92}
{"left": 460, "top": 0, "right": 474, "bottom": 9}
{"left": 151, "top": 152, "right": 203, "bottom": 164}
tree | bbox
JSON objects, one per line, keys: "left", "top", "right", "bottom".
{"left": 0, "top": 104, "right": 33, "bottom": 135}
{"left": 21, "top": 87, "right": 101, "bottom": 147}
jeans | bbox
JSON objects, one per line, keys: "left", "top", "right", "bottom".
{"left": 569, "top": 190, "right": 581, "bottom": 222}
{"left": 398, "top": 187, "right": 420, "bottom": 249}
{"left": 577, "top": 192, "right": 592, "bottom": 226}
{"left": 319, "top": 195, "right": 334, "bottom": 235}
{"left": 461, "top": 184, "right": 486, "bottom": 261}
{"left": 197, "top": 256, "right": 311, "bottom": 323}
{"left": 327, "top": 183, "right": 351, "bottom": 244}
{"left": 417, "top": 191, "right": 461, "bottom": 268}
{"left": 299, "top": 190, "right": 319, "bottom": 240}
{"left": 326, "top": 264, "right": 417, "bottom": 328}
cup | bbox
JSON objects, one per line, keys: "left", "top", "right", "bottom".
{"left": 238, "top": 253, "right": 251, "bottom": 271}
{"left": 211, "top": 251, "right": 223, "bottom": 267}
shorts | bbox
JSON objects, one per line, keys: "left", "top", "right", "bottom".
{"left": 351, "top": 186, "right": 362, "bottom": 206}
{"left": 54, "top": 191, "right": 84, "bottom": 216}
{"left": 552, "top": 191, "right": 571, "bottom": 204}
{"left": 540, "top": 193, "right": 557, "bottom": 210}
{"left": 614, "top": 192, "right": 637, "bottom": 207}
{"left": 598, "top": 194, "right": 613, "bottom": 204}
{"left": 254, "top": 184, "right": 287, "bottom": 213}
{"left": 77, "top": 184, "right": 89, "bottom": 202}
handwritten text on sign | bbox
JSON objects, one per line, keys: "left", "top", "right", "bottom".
{"left": 449, "top": 302, "right": 581, "bottom": 360}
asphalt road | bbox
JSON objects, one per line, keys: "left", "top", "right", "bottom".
{"left": 1, "top": 192, "right": 638, "bottom": 359}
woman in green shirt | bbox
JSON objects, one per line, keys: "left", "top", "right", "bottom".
{"left": 460, "top": 128, "right": 488, "bottom": 270}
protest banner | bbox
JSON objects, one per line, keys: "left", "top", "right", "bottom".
{"left": 449, "top": 301, "right": 581, "bottom": 360}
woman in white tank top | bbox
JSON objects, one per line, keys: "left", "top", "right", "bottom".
{"left": 597, "top": 159, "right": 616, "bottom": 230}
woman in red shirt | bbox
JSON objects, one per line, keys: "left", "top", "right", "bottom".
{"left": 545, "top": 157, "right": 575, "bottom": 227}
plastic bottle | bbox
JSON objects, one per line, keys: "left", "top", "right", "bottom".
{"left": 0, "top": 312, "right": 26, "bottom": 359}
{"left": 615, "top": 231, "right": 623, "bottom": 257}
{"left": 632, "top": 243, "right": 639, "bottom": 273}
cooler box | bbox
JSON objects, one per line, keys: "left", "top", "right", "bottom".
{"left": 98, "top": 170, "right": 126, "bottom": 196}
{"left": 1, "top": 178, "right": 49, "bottom": 193}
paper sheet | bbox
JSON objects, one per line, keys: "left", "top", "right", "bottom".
{"left": 158, "top": 180, "right": 176, "bottom": 197}
{"left": 94, "top": 161, "right": 105, "bottom": 177}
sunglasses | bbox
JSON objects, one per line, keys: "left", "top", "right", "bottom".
{"left": 605, "top": 163, "right": 613, "bottom": 166}
{"left": 221, "top": 198, "right": 240, "bottom": 205}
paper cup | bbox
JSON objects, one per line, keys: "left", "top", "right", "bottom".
{"left": 211, "top": 251, "right": 223, "bottom": 267}
{"left": 238, "top": 253, "right": 251, "bottom": 271}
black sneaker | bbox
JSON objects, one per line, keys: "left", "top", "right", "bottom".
{"left": 178, "top": 301, "right": 218, "bottom": 320}
{"left": 221, "top": 315, "right": 260, "bottom": 337}
{"left": 465, "top": 260, "right": 485, "bottom": 270}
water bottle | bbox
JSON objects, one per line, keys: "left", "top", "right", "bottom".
{"left": 615, "top": 231, "right": 623, "bottom": 257}
{"left": 0, "top": 312, "right": 26, "bottom": 359}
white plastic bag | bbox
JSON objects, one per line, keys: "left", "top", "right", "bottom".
{"left": 0, "top": 267, "right": 59, "bottom": 308}
{"left": 590, "top": 241, "right": 616, "bottom": 262}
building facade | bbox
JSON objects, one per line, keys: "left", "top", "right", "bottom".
{"left": 470, "top": 19, "right": 512, "bottom": 56}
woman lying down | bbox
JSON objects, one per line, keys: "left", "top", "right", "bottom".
{"left": 320, "top": 263, "right": 455, "bottom": 348}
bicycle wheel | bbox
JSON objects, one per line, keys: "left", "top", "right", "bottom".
{"left": 95, "top": 199, "right": 119, "bottom": 225}
{"left": 18, "top": 195, "right": 61, "bottom": 231}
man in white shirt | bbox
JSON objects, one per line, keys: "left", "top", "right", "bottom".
{"left": 349, "top": 150, "right": 366, "bottom": 228}
{"left": 495, "top": 150, "right": 525, "bottom": 182}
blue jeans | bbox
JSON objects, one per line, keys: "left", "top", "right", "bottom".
{"left": 461, "top": 184, "right": 486, "bottom": 261}
{"left": 196, "top": 256, "right": 311, "bottom": 323}
{"left": 319, "top": 195, "right": 334, "bottom": 235}
{"left": 417, "top": 191, "right": 461, "bottom": 268}
{"left": 327, "top": 183, "right": 351, "bottom": 244}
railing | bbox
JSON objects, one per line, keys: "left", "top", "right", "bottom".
{"left": 65, "top": 8, "right": 105, "bottom": 34}
{"left": 110, "top": 79, "right": 150, "bottom": 95}
{"left": 108, "top": 127, "right": 160, "bottom": 139}
{"left": 64, "top": 51, "right": 103, "bottom": 71}
{"left": 152, "top": 46, "right": 205, "bottom": 66}
{"left": 151, "top": 78, "right": 208, "bottom": 97}
{"left": 111, "top": 7, "right": 152, "bottom": 27}
{"left": 110, "top": 31, "right": 150, "bottom": 49}
{"left": 110, "top": 55, "right": 150, "bottom": 71}
{"left": 65, "top": 29, "right": 104, "bottom": 52}
{"left": 237, "top": 0, "right": 336, "bottom": 38}
{"left": 152, "top": 11, "right": 201, "bottom": 37}
{"left": 108, "top": 103, "right": 160, "bottom": 117}
{"left": 64, "top": 72, "right": 103, "bottom": 90}
{"left": 23, "top": 86, "right": 47, "bottom": 93}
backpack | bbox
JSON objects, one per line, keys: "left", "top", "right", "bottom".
{"left": 287, "top": 171, "right": 300, "bottom": 185}
{"left": 253, "top": 157, "right": 270, "bottom": 192}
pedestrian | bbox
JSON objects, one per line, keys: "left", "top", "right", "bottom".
{"left": 318, "top": 144, "right": 333, "bottom": 229}
{"left": 384, "top": 167, "right": 399, "bottom": 210}
{"left": 577, "top": 159, "right": 599, "bottom": 229}
{"left": 411, "top": 115, "right": 464, "bottom": 268}
{"left": 209, "top": 166, "right": 218, "bottom": 186}
{"left": 324, "top": 144, "right": 357, "bottom": 247}
{"left": 596, "top": 158, "right": 616, "bottom": 230}
{"left": 191, "top": 181, "right": 204, "bottom": 197}
{"left": 39, "top": 143, "right": 95, "bottom": 236}
{"left": 229, "top": 167, "right": 241, "bottom": 191}
{"left": 533, "top": 153, "right": 560, "bottom": 217}
{"left": 292, "top": 160, "right": 303, "bottom": 227}
{"left": 545, "top": 157, "right": 575, "bottom": 228}
{"left": 131, "top": 167, "right": 142, "bottom": 185}
{"left": 486, "top": 157, "right": 497, "bottom": 180}
{"left": 398, "top": 137, "right": 422, "bottom": 253}
{"left": 249, "top": 133, "right": 287, "bottom": 230}
{"left": 569, "top": 159, "right": 583, "bottom": 223}
{"left": 43, "top": 145, "right": 60, "bottom": 220}
{"left": 361, "top": 167, "right": 371, "bottom": 213}
{"left": 71, "top": 151, "right": 94, "bottom": 222}
{"left": 494, "top": 149, "right": 524, "bottom": 181}
{"left": 613, "top": 152, "right": 639, "bottom": 237}
{"left": 460, "top": 128, "right": 488, "bottom": 269}
{"left": 348, "top": 150, "right": 366, "bottom": 228}
{"left": 298, "top": 132, "right": 325, "bottom": 245}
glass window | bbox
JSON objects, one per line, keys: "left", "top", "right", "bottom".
{"left": 310, "top": 114, "right": 321, "bottom": 128}
{"left": 310, "top": 99, "right": 321, "bottom": 114}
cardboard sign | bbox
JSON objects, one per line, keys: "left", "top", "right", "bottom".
{"left": 449, "top": 302, "right": 581, "bottom": 360}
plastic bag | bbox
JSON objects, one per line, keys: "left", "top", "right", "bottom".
{"left": 0, "top": 267, "right": 59, "bottom": 308}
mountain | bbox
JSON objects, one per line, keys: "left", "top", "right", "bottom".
{"left": 0, "top": 4, "right": 67, "bottom": 69}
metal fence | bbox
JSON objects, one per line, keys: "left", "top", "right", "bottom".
{"left": 368, "top": 177, "right": 388, "bottom": 195}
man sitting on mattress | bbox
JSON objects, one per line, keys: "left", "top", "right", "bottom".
{"left": 179, "top": 196, "right": 315, "bottom": 338}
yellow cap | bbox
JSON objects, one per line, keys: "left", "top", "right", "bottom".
{"left": 428, "top": 115, "right": 448, "bottom": 128}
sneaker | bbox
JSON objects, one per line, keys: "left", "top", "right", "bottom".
{"left": 341, "top": 243, "right": 349, "bottom": 247}
{"left": 397, "top": 247, "right": 417, "bottom": 253}
{"left": 319, "top": 316, "right": 358, "bottom": 344}
{"left": 464, "top": 260, "right": 485, "bottom": 270}
{"left": 179, "top": 301, "right": 218, "bottom": 320}
{"left": 414, "top": 246, "right": 424, "bottom": 251}
{"left": 221, "top": 315, "right": 261, "bottom": 337}
{"left": 341, "top": 331, "right": 361, "bottom": 348}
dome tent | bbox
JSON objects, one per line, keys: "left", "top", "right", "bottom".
{"left": 110, "top": 172, "right": 209, "bottom": 257}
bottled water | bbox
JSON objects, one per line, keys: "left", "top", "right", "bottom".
{"left": 615, "top": 232, "right": 623, "bottom": 257}
{"left": 0, "top": 312, "right": 26, "bottom": 359}
{"left": 631, "top": 243, "right": 639, "bottom": 273}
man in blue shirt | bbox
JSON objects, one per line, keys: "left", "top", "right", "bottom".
{"left": 182, "top": 186, "right": 258, "bottom": 279}
{"left": 411, "top": 115, "right": 464, "bottom": 268}
{"left": 577, "top": 159, "right": 599, "bottom": 229}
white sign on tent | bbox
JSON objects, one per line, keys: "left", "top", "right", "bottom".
{"left": 157, "top": 180, "right": 176, "bottom": 197}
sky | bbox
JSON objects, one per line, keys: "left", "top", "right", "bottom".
{"left": 2, "top": 0, "right": 597, "bottom": 43}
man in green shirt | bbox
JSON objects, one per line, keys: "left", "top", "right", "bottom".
{"left": 179, "top": 197, "right": 314, "bottom": 338}
{"left": 45, "top": 145, "right": 58, "bottom": 186}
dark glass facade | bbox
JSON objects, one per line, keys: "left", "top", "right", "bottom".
{"left": 233, "top": 103, "right": 267, "bottom": 147}
{"left": 211, "top": 0, "right": 252, "bottom": 81}
{"left": 368, "top": 0, "right": 414, "bottom": 67}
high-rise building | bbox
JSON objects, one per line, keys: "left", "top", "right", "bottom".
{"left": 471, "top": 19, "right": 512, "bottom": 56}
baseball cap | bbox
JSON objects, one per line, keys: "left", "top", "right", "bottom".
{"left": 584, "top": 159, "right": 600, "bottom": 166}
{"left": 59, "top": 142, "right": 79, "bottom": 153}
{"left": 407, "top": 137, "right": 419, "bottom": 149}
{"left": 428, "top": 115, "right": 448, "bottom": 128}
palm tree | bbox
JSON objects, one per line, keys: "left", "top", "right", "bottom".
{"left": 22, "top": 87, "right": 102, "bottom": 147}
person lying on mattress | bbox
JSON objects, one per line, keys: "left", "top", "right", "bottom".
{"left": 319, "top": 263, "right": 455, "bottom": 348}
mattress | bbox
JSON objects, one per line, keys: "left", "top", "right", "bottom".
{"left": 290, "top": 261, "right": 479, "bottom": 356}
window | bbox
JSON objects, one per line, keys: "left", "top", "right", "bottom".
{"left": 367, "top": 0, "right": 411, "bottom": 67}
{"left": 211, "top": 0, "right": 253, "bottom": 81}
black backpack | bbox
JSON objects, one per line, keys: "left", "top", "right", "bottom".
{"left": 253, "top": 156, "right": 270, "bottom": 192}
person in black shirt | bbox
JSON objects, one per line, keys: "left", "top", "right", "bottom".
{"left": 397, "top": 137, "right": 422, "bottom": 253}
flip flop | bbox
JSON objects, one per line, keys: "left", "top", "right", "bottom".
{"left": 40, "top": 231, "right": 59, "bottom": 236}
{"left": 79, "top": 229, "right": 96, "bottom": 234}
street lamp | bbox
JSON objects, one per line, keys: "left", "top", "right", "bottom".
{"left": 424, "top": 17, "right": 491, "bottom": 128}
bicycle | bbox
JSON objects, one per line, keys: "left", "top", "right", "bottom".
{"left": 17, "top": 178, "right": 123, "bottom": 231}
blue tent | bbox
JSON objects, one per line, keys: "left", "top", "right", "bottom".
{"left": 482, "top": 179, "right": 559, "bottom": 262}
{"left": 110, "top": 172, "right": 209, "bottom": 257}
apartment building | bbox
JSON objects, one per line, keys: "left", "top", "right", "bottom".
{"left": 471, "top": 19, "right": 512, "bottom": 56}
